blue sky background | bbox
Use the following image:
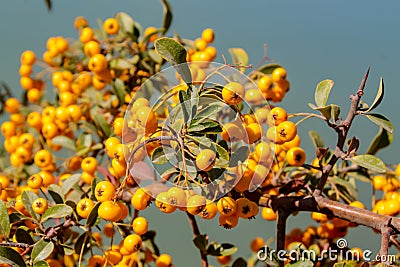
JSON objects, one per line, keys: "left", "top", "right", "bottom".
{"left": 1, "top": 0, "right": 400, "bottom": 265}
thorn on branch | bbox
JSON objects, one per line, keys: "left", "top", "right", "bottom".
{"left": 357, "top": 67, "right": 370, "bottom": 97}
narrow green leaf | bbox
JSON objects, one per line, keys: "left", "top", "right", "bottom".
{"left": 160, "top": 0, "right": 172, "bottom": 35}
{"left": 50, "top": 136, "right": 76, "bottom": 151}
{"left": 351, "top": 154, "right": 386, "bottom": 173}
{"left": 366, "top": 77, "right": 384, "bottom": 112}
{"left": 74, "top": 233, "right": 90, "bottom": 255}
{"left": 365, "top": 113, "right": 394, "bottom": 133}
{"left": 330, "top": 104, "right": 340, "bottom": 122}
{"left": 112, "top": 79, "right": 126, "bottom": 104}
{"left": 193, "top": 234, "right": 207, "bottom": 252}
{"left": 256, "top": 63, "right": 282, "bottom": 75}
{"left": 86, "top": 202, "right": 101, "bottom": 227}
{"left": 218, "top": 243, "right": 238, "bottom": 256}
{"left": 41, "top": 204, "right": 73, "bottom": 222}
{"left": 148, "top": 49, "right": 163, "bottom": 64}
{"left": 22, "top": 190, "right": 39, "bottom": 220}
{"left": 61, "top": 174, "right": 81, "bottom": 195}
{"left": 115, "top": 12, "right": 134, "bottom": 34}
{"left": 15, "top": 228, "right": 34, "bottom": 245}
{"left": 195, "top": 102, "right": 224, "bottom": 120}
{"left": 109, "top": 58, "right": 132, "bottom": 70}
{"left": 0, "top": 247, "right": 26, "bottom": 267}
{"left": 76, "top": 145, "right": 90, "bottom": 157}
{"left": 330, "top": 177, "right": 357, "bottom": 199}
{"left": 309, "top": 130, "right": 324, "bottom": 148}
{"left": 314, "top": 79, "right": 334, "bottom": 107}
{"left": 228, "top": 48, "right": 248, "bottom": 73}
{"left": 347, "top": 172, "right": 371, "bottom": 183}
{"left": 90, "top": 107, "right": 112, "bottom": 138}
{"left": 179, "top": 90, "right": 191, "bottom": 122}
{"left": 31, "top": 239, "right": 54, "bottom": 261}
{"left": 0, "top": 200, "right": 10, "bottom": 236}
{"left": 90, "top": 177, "right": 102, "bottom": 201}
{"left": 33, "top": 260, "right": 50, "bottom": 267}
{"left": 154, "top": 37, "right": 191, "bottom": 84}
{"left": 229, "top": 146, "right": 250, "bottom": 167}
{"left": 47, "top": 184, "right": 64, "bottom": 204}
{"left": 286, "top": 260, "right": 314, "bottom": 267}
{"left": 366, "top": 127, "right": 393, "bottom": 155}
{"left": 151, "top": 146, "right": 174, "bottom": 165}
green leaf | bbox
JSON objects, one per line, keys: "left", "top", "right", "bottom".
{"left": 231, "top": 257, "right": 247, "bottom": 267}
{"left": 33, "top": 260, "right": 50, "bottom": 267}
{"left": 51, "top": 136, "right": 76, "bottom": 151}
{"left": 229, "top": 146, "right": 249, "bottom": 167}
{"left": 364, "top": 113, "right": 394, "bottom": 133}
{"left": 0, "top": 246, "right": 26, "bottom": 267}
{"left": 31, "top": 239, "right": 54, "bottom": 261}
{"left": 286, "top": 260, "right": 314, "bottom": 267}
{"left": 151, "top": 146, "right": 174, "bottom": 165}
{"left": 178, "top": 89, "right": 191, "bottom": 122}
{"left": 161, "top": 0, "right": 172, "bottom": 35}
{"left": 351, "top": 154, "right": 386, "bottom": 173}
{"left": 154, "top": 37, "right": 191, "bottom": 84}
{"left": 218, "top": 243, "right": 238, "bottom": 256}
{"left": 193, "top": 234, "right": 207, "bottom": 252}
{"left": 148, "top": 49, "right": 163, "bottom": 64}
{"left": 22, "top": 190, "right": 39, "bottom": 220}
{"left": 86, "top": 202, "right": 101, "bottom": 226}
{"left": 47, "top": 184, "right": 64, "bottom": 204}
{"left": 0, "top": 200, "right": 10, "bottom": 236}
{"left": 41, "top": 204, "right": 73, "bottom": 222}
{"left": 310, "top": 104, "right": 340, "bottom": 122}
{"left": 314, "top": 79, "right": 334, "bottom": 107}
{"left": 74, "top": 233, "right": 90, "bottom": 256}
{"left": 188, "top": 120, "right": 222, "bottom": 134}
{"left": 76, "top": 145, "right": 90, "bottom": 157}
{"left": 228, "top": 48, "right": 248, "bottom": 73}
{"left": 330, "top": 177, "right": 357, "bottom": 199}
{"left": 367, "top": 127, "right": 393, "bottom": 155}
{"left": 90, "top": 177, "right": 102, "bottom": 201}
{"left": 309, "top": 130, "right": 324, "bottom": 148}
{"left": 90, "top": 107, "right": 112, "bottom": 138}
{"left": 61, "top": 174, "right": 81, "bottom": 195}
{"left": 366, "top": 77, "right": 384, "bottom": 112}
{"left": 195, "top": 102, "right": 224, "bottom": 120}
{"left": 15, "top": 228, "right": 34, "bottom": 245}
{"left": 115, "top": 12, "right": 134, "bottom": 34}
{"left": 109, "top": 58, "right": 132, "bottom": 70}
{"left": 112, "top": 79, "right": 126, "bottom": 104}
{"left": 257, "top": 63, "right": 282, "bottom": 75}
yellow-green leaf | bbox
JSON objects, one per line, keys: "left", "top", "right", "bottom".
{"left": 366, "top": 77, "right": 384, "bottom": 112}
{"left": 314, "top": 79, "right": 334, "bottom": 107}
{"left": 0, "top": 200, "right": 10, "bottom": 236}
{"left": 0, "top": 247, "right": 26, "bottom": 267}
{"left": 228, "top": 48, "right": 248, "bottom": 73}
{"left": 365, "top": 113, "right": 393, "bottom": 133}
{"left": 41, "top": 204, "right": 73, "bottom": 222}
{"left": 31, "top": 239, "right": 54, "bottom": 261}
{"left": 351, "top": 154, "right": 386, "bottom": 173}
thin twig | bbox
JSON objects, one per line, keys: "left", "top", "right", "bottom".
{"left": 314, "top": 68, "right": 370, "bottom": 197}
{"left": 186, "top": 212, "right": 208, "bottom": 267}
